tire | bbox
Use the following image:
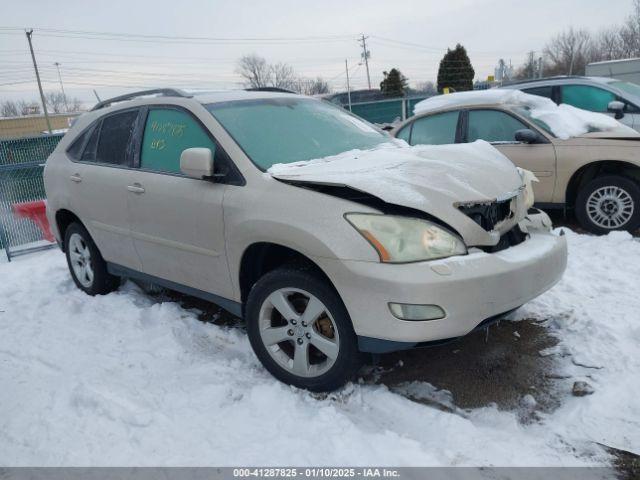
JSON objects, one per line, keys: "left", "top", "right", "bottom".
{"left": 64, "top": 222, "right": 120, "bottom": 295}
{"left": 245, "top": 267, "right": 361, "bottom": 392}
{"left": 575, "top": 175, "right": 640, "bottom": 235}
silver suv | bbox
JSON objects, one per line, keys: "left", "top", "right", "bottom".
{"left": 502, "top": 76, "right": 640, "bottom": 131}
{"left": 44, "top": 88, "right": 567, "bottom": 391}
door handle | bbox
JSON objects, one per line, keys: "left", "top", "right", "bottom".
{"left": 70, "top": 173, "right": 82, "bottom": 183}
{"left": 127, "top": 183, "right": 145, "bottom": 194}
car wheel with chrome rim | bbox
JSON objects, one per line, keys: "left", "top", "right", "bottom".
{"left": 576, "top": 175, "right": 640, "bottom": 235}
{"left": 245, "top": 267, "right": 361, "bottom": 391}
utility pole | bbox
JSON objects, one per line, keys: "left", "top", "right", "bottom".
{"left": 54, "top": 62, "right": 69, "bottom": 111}
{"left": 25, "top": 29, "right": 52, "bottom": 134}
{"left": 359, "top": 34, "right": 371, "bottom": 90}
{"left": 345, "top": 59, "right": 352, "bottom": 112}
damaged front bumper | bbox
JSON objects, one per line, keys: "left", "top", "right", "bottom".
{"left": 314, "top": 215, "right": 567, "bottom": 353}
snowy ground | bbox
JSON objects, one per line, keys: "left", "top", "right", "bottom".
{"left": 0, "top": 229, "right": 639, "bottom": 467}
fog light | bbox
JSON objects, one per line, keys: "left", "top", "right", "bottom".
{"left": 388, "top": 303, "right": 446, "bottom": 321}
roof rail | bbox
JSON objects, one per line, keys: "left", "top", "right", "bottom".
{"left": 245, "top": 87, "right": 297, "bottom": 94}
{"left": 502, "top": 75, "right": 589, "bottom": 86}
{"left": 91, "top": 88, "right": 193, "bottom": 111}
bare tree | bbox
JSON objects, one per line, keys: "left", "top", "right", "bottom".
{"left": 515, "top": 51, "right": 539, "bottom": 80}
{"left": 17, "top": 100, "right": 40, "bottom": 115}
{"left": 619, "top": 0, "right": 640, "bottom": 57}
{"left": 1, "top": 100, "right": 19, "bottom": 118}
{"left": 296, "top": 77, "right": 330, "bottom": 95}
{"left": 543, "top": 28, "right": 594, "bottom": 75}
{"left": 45, "top": 91, "right": 68, "bottom": 114}
{"left": 236, "top": 54, "right": 272, "bottom": 88}
{"left": 270, "top": 62, "right": 298, "bottom": 90}
{"left": 593, "top": 27, "right": 624, "bottom": 61}
{"left": 67, "top": 97, "right": 84, "bottom": 113}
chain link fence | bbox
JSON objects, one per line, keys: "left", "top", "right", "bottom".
{"left": 0, "top": 133, "right": 64, "bottom": 261}
{"left": 346, "top": 95, "right": 430, "bottom": 126}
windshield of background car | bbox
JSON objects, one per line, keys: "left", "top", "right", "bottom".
{"left": 512, "top": 105, "right": 556, "bottom": 137}
{"left": 206, "top": 97, "right": 388, "bottom": 170}
{"left": 610, "top": 81, "right": 640, "bottom": 99}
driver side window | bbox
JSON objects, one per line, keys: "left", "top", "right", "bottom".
{"left": 467, "top": 109, "right": 529, "bottom": 143}
{"left": 140, "top": 108, "right": 217, "bottom": 174}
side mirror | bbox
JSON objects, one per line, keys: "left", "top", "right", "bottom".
{"left": 607, "top": 100, "right": 625, "bottom": 120}
{"left": 180, "top": 148, "right": 214, "bottom": 179}
{"left": 514, "top": 129, "right": 540, "bottom": 144}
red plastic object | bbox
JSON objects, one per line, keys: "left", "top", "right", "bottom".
{"left": 12, "top": 200, "right": 55, "bottom": 243}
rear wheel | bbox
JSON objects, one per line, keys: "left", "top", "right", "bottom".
{"left": 245, "top": 267, "right": 361, "bottom": 391}
{"left": 575, "top": 175, "right": 640, "bottom": 234}
{"left": 64, "top": 223, "right": 120, "bottom": 295}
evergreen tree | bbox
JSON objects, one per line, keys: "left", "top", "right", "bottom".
{"left": 380, "top": 68, "right": 408, "bottom": 96}
{"left": 437, "top": 44, "right": 475, "bottom": 93}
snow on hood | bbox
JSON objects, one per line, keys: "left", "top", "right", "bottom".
{"left": 414, "top": 89, "right": 635, "bottom": 140}
{"left": 267, "top": 140, "right": 523, "bottom": 214}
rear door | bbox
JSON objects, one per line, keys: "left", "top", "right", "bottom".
{"left": 66, "top": 109, "right": 142, "bottom": 269}
{"left": 465, "top": 109, "right": 557, "bottom": 202}
{"left": 127, "top": 106, "right": 233, "bottom": 298}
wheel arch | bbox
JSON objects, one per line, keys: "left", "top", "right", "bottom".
{"left": 54, "top": 209, "right": 84, "bottom": 252}
{"left": 238, "top": 242, "right": 338, "bottom": 313}
{"left": 565, "top": 160, "right": 640, "bottom": 207}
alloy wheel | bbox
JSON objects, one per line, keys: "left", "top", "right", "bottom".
{"left": 258, "top": 287, "right": 340, "bottom": 378}
{"left": 68, "top": 232, "right": 94, "bottom": 288}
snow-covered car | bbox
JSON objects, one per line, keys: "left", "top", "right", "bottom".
{"left": 44, "top": 88, "right": 567, "bottom": 391}
{"left": 393, "top": 89, "right": 640, "bottom": 234}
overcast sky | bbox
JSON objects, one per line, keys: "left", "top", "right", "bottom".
{"left": 0, "top": 0, "right": 631, "bottom": 104}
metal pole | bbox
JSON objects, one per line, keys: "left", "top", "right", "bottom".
{"left": 25, "top": 29, "right": 52, "bottom": 134}
{"left": 54, "top": 62, "right": 69, "bottom": 111}
{"left": 345, "top": 59, "right": 352, "bottom": 112}
{"left": 360, "top": 34, "right": 372, "bottom": 90}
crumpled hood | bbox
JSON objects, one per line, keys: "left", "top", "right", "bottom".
{"left": 268, "top": 140, "right": 526, "bottom": 246}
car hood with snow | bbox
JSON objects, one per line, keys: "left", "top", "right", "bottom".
{"left": 268, "top": 140, "right": 531, "bottom": 247}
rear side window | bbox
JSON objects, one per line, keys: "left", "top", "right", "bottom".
{"left": 94, "top": 110, "right": 139, "bottom": 165}
{"left": 409, "top": 111, "right": 459, "bottom": 145}
{"left": 561, "top": 85, "right": 615, "bottom": 112}
{"left": 522, "top": 86, "right": 553, "bottom": 100}
{"left": 467, "top": 110, "right": 529, "bottom": 143}
{"left": 81, "top": 125, "right": 100, "bottom": 162}
{"left": 67, "top": 126, "right": 93, "bottom": 160}
{"left": 140, "top": 108, "right": 216, "bottom": 174}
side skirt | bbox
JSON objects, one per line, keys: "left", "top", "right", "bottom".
{"left": 106, "top": 262, "right": 243, "bottom": 318}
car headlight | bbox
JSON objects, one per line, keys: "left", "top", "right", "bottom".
{"left": 345, "top": 213, "right": 467, "bottom": 263}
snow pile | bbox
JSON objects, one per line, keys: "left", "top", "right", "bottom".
{"left": 268, "top": 140, "right": 522, "bottom": 207}
{"left": 413, "top": 90, "right": 632, "bottom": 139}
{"left": 1, "top": 229, "right": 639, "bottom": 466}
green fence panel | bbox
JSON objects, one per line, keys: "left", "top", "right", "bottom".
{"left": 0, "top": 134, "right": 64, "bottom": 166}
{"left": 346, "top": 96, "right": 430, "bottom": 124}
{"left": 0, "top": 134, "right": 63, "bottom": 260}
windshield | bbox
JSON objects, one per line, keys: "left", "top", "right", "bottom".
{"left": 206, "top": 97, "right": 388, "bottom": 170}
{"left": 512, "top": 105, "right": 556, "bottom": 136}
{"left": 610, "top": 81, "right": 640, "bottom": 98}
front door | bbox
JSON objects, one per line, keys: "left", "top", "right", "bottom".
{"left": 127, "top": 107, "right": 232, "bottom": 298}
{"left": 466, "top": 109, "right": 557, "bottom": 203}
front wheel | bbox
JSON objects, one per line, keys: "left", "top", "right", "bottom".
{"left": 245, "top": 267, "right": 361, "bottom": 391}
{"left": 575, "top": 175, "right": 640, "bottom": 234}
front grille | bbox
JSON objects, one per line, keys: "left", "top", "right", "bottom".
{"left": 458, "top": 198, "right": 513, "bottom": 231}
